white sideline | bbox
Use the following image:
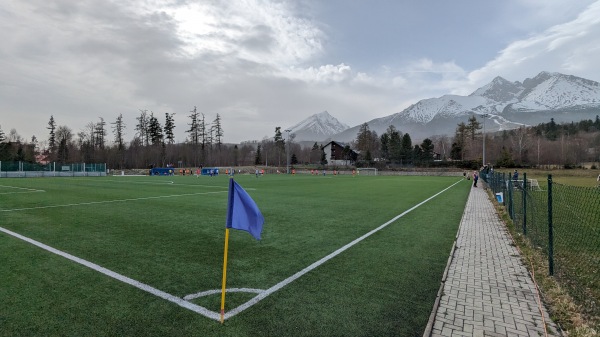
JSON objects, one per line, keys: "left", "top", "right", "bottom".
{"left": 0, "top": 191, "right": 227, "bottom": 212}
{"left": 0, "top": 226, "right": 220, "bottom": 321}
{"left": 222, "top": 178, "right": 464, "bottom": 320}
{"left": 1, "top": 179, "right": 463, "bottom": 322}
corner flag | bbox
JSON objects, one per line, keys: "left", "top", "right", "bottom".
{"left": 221, "top": 178, "right": 265, "bottom": 323}
{"left": 226, "top": 178, "right": 264, "bottom": 240}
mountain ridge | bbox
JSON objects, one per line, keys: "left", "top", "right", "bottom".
{"left": 330, "top": 71, "right": 600, "bottom": 142}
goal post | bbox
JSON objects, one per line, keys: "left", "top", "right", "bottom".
{"left": 357, "top": 168, "right": 378, "bottom": 176}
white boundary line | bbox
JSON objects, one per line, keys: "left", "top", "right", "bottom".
{"left": 1, "top": 179, "right": 463, "bottom": 322}
{"left": 0, "top": 191, "right": 227, "bottom": 212}
{"left": 0, "top": 226, "right": 220, "bottom": 321}
{"left": 0, "top": 184, "right": 46, "bottom": 195}
{"left": 221, "top": 178, "right": 464, "bottom": 320}
{"left": 0, "top": 190, "right": 46, "bottom": 195}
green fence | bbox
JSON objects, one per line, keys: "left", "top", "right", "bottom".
{"left": 0, "top": 161, "right": 106, "bottom": 177}
{"left": 483, "top": 171, "right": 600, "bottom": 325}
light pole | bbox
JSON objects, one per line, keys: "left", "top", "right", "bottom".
{"left": 482, "top": 114, "right": 489, "bottom": 167}
{"left": 285, "top": 129, "right": 291, "bottom": 174}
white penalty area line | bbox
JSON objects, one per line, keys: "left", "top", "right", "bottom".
{"left": 221, "top": 178, "right": 465, "bottom": 320}
{"left": 0, "top": 191, "right": 227, "bottom": 212}
{"left": 0, "top": 226, "right": 220, "bottom": 321}
{"left": 0, "top": 185, "right": 46, "bottom": 194}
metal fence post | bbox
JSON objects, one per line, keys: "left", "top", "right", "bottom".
{"left": 508, "top": 178, "right": 514, "bottom": 219}
{"left": 548, "top": 174, "right": 554, "bottom": 276}
{"left": 523, "top": 172, "right": 527, "bottom": 235}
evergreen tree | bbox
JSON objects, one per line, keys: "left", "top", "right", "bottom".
{"left": 111, "top": 114, "right": 126, "bottom": 151}
{"left": 136, "top": 110, "right": 150, "bottom": 146}
{"left": 320, "top": 147, "right": 327, "bottom": 165}
{"left": 213, "top": 114, "right": 223, "bottom": 148}
{"left": 400, "top": 133, "right": 413, "bottom": 164}
{"left": 255, "top": 145, "right": 263, "bottom": 165}
{"left": 199, "top": 112, "right": 207, "bottom": 150}
{"left": 545, "top": 118, "right": 558, "bottom": 141}
{"left": 233, "top": 145, "right": 239, "bottom": 166}
{"left": 148, "top": 113, "right": 163, "bottom": 145}
{"left": 47, "top": 115, "right": 56, "bottom": 151}
{"left": 291, "top": 153, "right": 298, "bottom": 165}
{"left": 453, "top": 122, "right": 467, "bottom": 160}
{"left": 94, "top": 117, "right": 106, "bottom": 149}
{"left": 450, "top": 142, "right": 462, "bottom": 160}
{"left": 0, "top": 125, "right": 5, "bottom": 143}
{"left": 186, "top": 107, "right": 199, "bottom": 144}
{"left": 274, "top": 127, "right": 285, "bottom": 166}
{"left": 467, "top": 115, "right": 482, "bottom": 140}
{"left": 310, "top": 142, "right": 319, "bottom": 164}
{"left": 380, "top": 133, "right": 390, "bottom": 161}
{"left": 420, "top": 138, "right": 434, "bottom": 163}
{"left": 164, "top": 112, "right": 176, "bottom": 144}
{"left": 413, "top": 145, "right": 423, "bottom": 164}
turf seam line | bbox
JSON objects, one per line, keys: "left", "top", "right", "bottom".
{"left": 0, "top": 191, "right": 228, "bottom": 212}
{"left": 224, "top": 179, "right": 465, "bottom": 320}
{"left": 0, "top": 226, "right": 221, "bottom": 321}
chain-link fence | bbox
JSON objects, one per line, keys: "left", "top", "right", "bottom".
{"left": 483, "top": 170, "right": 600, "bottom": 325}
{"left": 0, "top": 161, "right": 106, "bottom": 177}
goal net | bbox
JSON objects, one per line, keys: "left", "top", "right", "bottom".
{"left": 357, "top": 168, "right": 378, "bottom": 176}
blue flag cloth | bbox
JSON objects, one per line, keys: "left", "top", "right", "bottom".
{"left": 226, "top": 178, "right": 264, "bottom": 240}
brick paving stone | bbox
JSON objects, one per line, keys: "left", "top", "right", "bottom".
{"left": 428, "top": 186, "right": 560, "bottom": 337}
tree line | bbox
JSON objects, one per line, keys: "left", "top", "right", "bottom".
{"left": 2, "top": 111, "right": 599, "bottom": 170}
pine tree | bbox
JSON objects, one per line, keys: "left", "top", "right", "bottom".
{"left": 199, "top": 112, "right": 207, "bottom": 150}
{"left": 94, "top": 117, "right": 106, "bottom": 149}
{"left": 400, "top": 133, "right": 413, "bottom": 164}
{"left": 274, "top": 127, "right": 285, "bottom": 165}
{"left": 136, "top": 110, "right": 150, "bottom": 146}
{"left": 420, "top": 138, "right": 434, "bottom": 163}
{"left": 164, "top": 112, "right": 176, "bottom": 144}
{"left": 0, "top": 124, "right": 5, "bottom": 143}
{"left": 467, "top": 115, "right": 482, "bottom": 140}
{"left": 255, "top": 145, "right": 262, "bottom": 165}
{"left": 187, "top": 107, "right": 199, "bottom": 144}
{"left": 47, "top": 115, "right": 56, "bottom": 151}
{"left": 111, "top": 114, "right": 126, "bottom": 151}
{"left": 212, "top": 114, "right": 223, "bottom": 148}
{"left": 148, "top": 112, "right": 163, "bottom": 145}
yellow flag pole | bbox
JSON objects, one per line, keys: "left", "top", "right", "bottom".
{"left": 220, "top": 228, "right": 230, "bottom": 324}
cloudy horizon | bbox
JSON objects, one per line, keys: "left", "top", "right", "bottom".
{"left": 1, "top": 0, "right": 600, "bottom": 145}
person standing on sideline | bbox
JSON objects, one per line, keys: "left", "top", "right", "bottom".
{"left": 473, "top": 171, "right": 479, "bottom": 187}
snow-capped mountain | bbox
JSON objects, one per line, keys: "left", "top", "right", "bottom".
{"left": 332, "top": 72, "right": 600, "bottom": 142}
{"left": 287, "top": 111, "right": 350, "bottom": 141}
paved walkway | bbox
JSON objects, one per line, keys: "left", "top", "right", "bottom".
{"left": 427, "top": 185, "right": 560, "bottom": 337}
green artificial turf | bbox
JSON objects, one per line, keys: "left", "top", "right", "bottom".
{"left": 0, "top": 174, "right": 470, "bottom": 336}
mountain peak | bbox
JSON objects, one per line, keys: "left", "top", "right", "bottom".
{"left": 288, "top": 111, "right": 350, "bottom": 142}
{"left": 470, "top": 75, "right": 523, "bottom": 102}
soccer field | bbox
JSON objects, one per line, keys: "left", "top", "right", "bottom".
{"left": 0, "top": 174, "right": 471, "bottom": 336}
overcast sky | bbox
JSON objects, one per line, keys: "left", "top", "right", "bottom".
{"left": 1, "top": 0, "right": 600, "bottom": 145}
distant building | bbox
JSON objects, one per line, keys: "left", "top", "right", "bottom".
{"left": 322, "top": 141, "right": 357, "bottom": 166}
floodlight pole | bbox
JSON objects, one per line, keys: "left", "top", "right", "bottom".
{"left": 285, "top": 129, "right": 291, "bottom": 174}
{"left": 482, "top": 114, "right": 489, "bottom": 167}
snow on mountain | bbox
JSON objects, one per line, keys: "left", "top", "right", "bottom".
{"left": 330, "top": 71, "right": 600, "bottom": 142}
{"left": 287, "top": 111, "right": 350, "bottom": 141}
{"left": 469, "top": 76, "right": 523, "bottom": 102}
{"left": 507, "top": 72, "right": 600, "bottom": 111}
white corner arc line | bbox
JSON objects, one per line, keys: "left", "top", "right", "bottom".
{"left": 0, "top": 226, "right": 221, "bottom": 321}
{"left": 223, "top": 179, "right": 464, "bottom": 320}
{"left": 183, "top": 288, "right": 265, "bottom": 301}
